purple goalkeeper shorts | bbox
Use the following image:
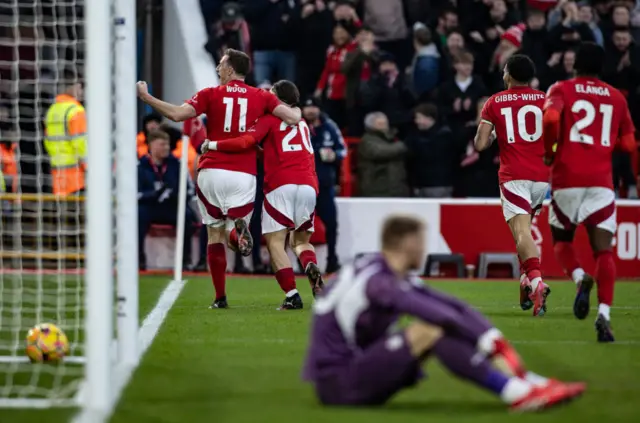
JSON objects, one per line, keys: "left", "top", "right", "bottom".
{"left": 314, "top": 332, "right": 423, "bottom": 406}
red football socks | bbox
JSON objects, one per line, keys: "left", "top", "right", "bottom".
{"left": 275, "top": 267, "right": 297, "bottom": 294}
{"left": 521, "top": 257, "right": 542, "bottom": 287}
{"left": 595, "top": 250, "right": 615, "bottom": 306}
{"left": 299, "top": 250, "right": 317, "bottom": 271}
{"left": 553, "top": 242, "right": 580, "bottom": 277}
{"left": 207, "top": 243, "right": 227, "bottom": 300}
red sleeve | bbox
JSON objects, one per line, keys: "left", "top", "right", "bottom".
{"left": 617, "top": 133, "right": 637, "bottom": 153}
{"left": 543, "top": 108, "right": 561, "bottom": 157}
{"left": 215, "top": 134, "right": 259, "bottom": 152}
{"left": 261, "top": 90, "right": 281, "bottom": 114}
{"left": 186, "top": 87, "right": 214, "bottom": 116}
{"left": 480, "top": 96, "right": 495, "bottom": 125}
{"left": 247, "top": 116, "right": 272, "bottom": 141}
{"left": 543, "top": 82, "right": 564, "bottom": 113}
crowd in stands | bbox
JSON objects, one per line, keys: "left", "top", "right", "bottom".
{"left": 201, "top": 0, "right": 640, "bottom": 198}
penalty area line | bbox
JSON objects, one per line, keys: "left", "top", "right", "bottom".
{"left": 70, "top": 278, "right": 187, "bottom": 423}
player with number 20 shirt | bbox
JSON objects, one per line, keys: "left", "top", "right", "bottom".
{"left": 475, "top": 55, "right": 549, "bottom": 318}
{"left": 207, "top": 80, "right": 323, "bottom": 310}
{"left": 543, "top": 42, "right": 636, "bottom": 342}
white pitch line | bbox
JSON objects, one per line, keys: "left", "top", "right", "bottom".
{"left": 70, "top": 278, "right": 186, "bottom": 423}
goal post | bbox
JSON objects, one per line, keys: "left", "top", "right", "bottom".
{"left": 0, "top": 0, "right": 139, "bottom": 415}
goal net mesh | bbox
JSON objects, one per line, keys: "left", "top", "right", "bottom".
{"left": 0, "top": 0, "right": 91, "bottom": 407}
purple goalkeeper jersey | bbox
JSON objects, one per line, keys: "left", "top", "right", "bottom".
{"left": 302, "top": 253, "right": 492, "bottom": 383}
{"left": 303, "top": 254, "right": 427, "bottom": 381}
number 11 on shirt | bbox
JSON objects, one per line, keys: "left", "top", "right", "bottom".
{"left": 223, "top": 97, "right": 248, "bottom": 132}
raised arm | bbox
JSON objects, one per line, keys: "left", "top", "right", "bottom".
{"left": 542, "top": 83, "right": 564, "bottom": 164}
{"left": 273, "top": 105, "right": 302, "bottom": 126}
{"left": 136, "top": 81, "right": 197, "bottom": 122}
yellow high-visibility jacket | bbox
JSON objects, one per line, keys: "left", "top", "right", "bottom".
{"left": 44, "top": 94, "right": 87, "bottom": 195}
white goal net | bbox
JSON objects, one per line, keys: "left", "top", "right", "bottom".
{"left": 0, "top": 0, "right": 138, "bottom": 413}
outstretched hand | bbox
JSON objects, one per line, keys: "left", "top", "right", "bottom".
{"left": 136, "top": 81, "right": 149, "bottom": 99}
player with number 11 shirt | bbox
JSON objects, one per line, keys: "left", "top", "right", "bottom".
{"left": 543, "top": 42, "right": 636, "bottom": 342}
{"left": 136, "top": 49, "right": 303, "bottom": 310}
{"left": 205, "top": 80, "right": 323, "bottom": 310}
{"left": 475, "top": 55, "right": 550, "bottom": 318}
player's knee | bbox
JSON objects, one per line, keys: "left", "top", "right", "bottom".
{"left": 587, "top": 226, "right": 614, "bottom": 253}
{"left": 207, "top": 226, "right": 225, "bottom": 244}
{"left": 404, "top": 322, "right": 443, "bottom": 357}
{"left": 550, "top": 226, "right": 574, "bottom": 243}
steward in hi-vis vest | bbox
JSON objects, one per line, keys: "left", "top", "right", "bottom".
{"left": 44, "top": 77, "right": 86, "bottom": 195}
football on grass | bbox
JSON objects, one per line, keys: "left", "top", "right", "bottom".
{"left": 25, "top": 323, "right": 70, "bottom": 363}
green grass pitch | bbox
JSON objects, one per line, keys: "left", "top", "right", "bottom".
{"left": 2, "top": 276, "right": 640, "bottom": 423}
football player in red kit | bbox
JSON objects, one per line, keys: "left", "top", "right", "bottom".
{"left": 474, "top": 55, "right": 550, "bottom": 317}
{"left": 543, "top": 42, "right": 637, "bottom": 342}
{"left": 202, "top": 80, "right": 323, "bottom": 310}
{"left": 137, "top": 49, "right": 302, "bottom": 309}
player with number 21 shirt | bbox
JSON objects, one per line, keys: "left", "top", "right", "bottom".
{"left": 543, "top": 42, "right": 636, "bottom": 342}
{"left": 207, "top": 80, "right": 323, "bottom": 310}
{"left": 475, "top": 55, "right": 550, "bottom": 318}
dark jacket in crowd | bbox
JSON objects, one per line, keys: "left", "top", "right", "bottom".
{"left": 548, "top": 22, "right": 595, "bottom": 52}
{"left": 360, "top": 71, "right": 414, "bottom": 135}
{"left": 357, "top": 129, "right": 409, "bottom": 197}
{"left": 437, "top": 76, "right": 487, "bottom": 128}
{"left": 244, "top": 0, "right": 300, "bottom": 51}
{"left": 138, "top": 155, "right": 194, "bottom": 205}
{"left": 405, "top": 123, "right": 457, "bottom": 189}
{"left": 520, "top": 28, "right": 552, "bottom": 77}
{"left": 342, "top": 47, "right": 377, "bottom": 109}
{"left": 309, "top": 113, "right": 347, "bottom": 187}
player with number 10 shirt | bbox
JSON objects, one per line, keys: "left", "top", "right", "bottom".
{"left": 542, "top": 42, "right": 636, "bottom": 343}
{"left": 209, "top": 80, "right": 323, "bottom": 310}
{"left": 475, "top": 55, "right": 550, "bottom": 318}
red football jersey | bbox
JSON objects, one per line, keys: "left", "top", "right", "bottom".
{"left": 544, "top": 77, "right": 635, "bottom": 189}
{"left": 247, "top": 115, "right": 318, "bottom": 194}
{"left": 186, "top": 80, "right": 281, "bottom": 175}
{"left": 481, "top": 86, "right": 549, "bottom": 184}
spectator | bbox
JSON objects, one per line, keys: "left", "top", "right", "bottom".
{"left": 303, "top": 97, "right": 345, "bottom": 273}
{"left": 296, "top": 0, "right": 334, "bottom": 97}
{"left": 489, "top": 24, "right": 526, "bottom": 89}
{"left": 341, "top": 26, "right": 376, "bottom": 135}
{"left": 204, "top": 2, "right": 252, "bottom": 79}
{"left": 359, "top": 0, "right": 411, "bottom": 69}
{"left": 543, "top": 49, "right": 576, "bottom": 89}
{"left": 613, "top": 150, "right": 639, "bottom": 198}
{"left": 520, "top": 8, "right": 553, "bottom": 79}
{"left": 438, "top": 51, "right": 488, "bottom": 130}
{"left": 455, "top": 97, "right": 500, "bottom": 197}
{"left": 405, "top": 103, "right": 456, "bottom": 198}
{"left": 410, "top": 23, "right": 440, "bottom": 100}
{"left": 360, "top": 51, "right": 414, "bottom": 137}
{"left": 602, "top": 3, "right": 640, "bottom": 45}
{"left": 136, "top": 112, "right": 162, "bottom": 158}
{"left": 442, "top": 29, "right": 467, "bottom": 74}
{"left": 434, "top": 8, "right": 459, "bottom": 48}
{"left": 315, "top": 23, "right": 355, "bottom": 129}
{"left": 138, "top": 130, "right": 197, "bottom": 271}
{"left": 548, "top": 1, "right": 595, "bottom": 52}
{"left": 356, "top": 112, "right": 409, "bottom": 197}
{"left": 578, "top": 3, "right": 605, "bottom": 46}
{"left": 244, "top": 0, "right": 300, "bottom": 85}
{"left": 603, "top": 27, "right": 640, "bottom": 96}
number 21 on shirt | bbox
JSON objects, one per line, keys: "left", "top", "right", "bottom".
{"left": 222, "top": 97, "right": 248, "bottom": 132}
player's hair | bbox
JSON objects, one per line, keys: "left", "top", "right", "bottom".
{"left": 505, "top": 54, "right": 536, "bottom": 84}
{"left": 272, "top": 80, "right": 300, "bottom": 107}
{"left": 381, "top": 215, "right": 424, "bottom": 250}
{"left": 453, "top": 51, "right": 474, "bottom": 65}
{"left": 574, "top": 42, "right": 605, "bottom": 77}
{"left": 414, "top": 103, "right": 438, "bottom": 120}
{"left": 147, "top": 130, "right": 170, "bottom": 143}
{"left": 224, "top": 48, "right": 251, "bottom": 77}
